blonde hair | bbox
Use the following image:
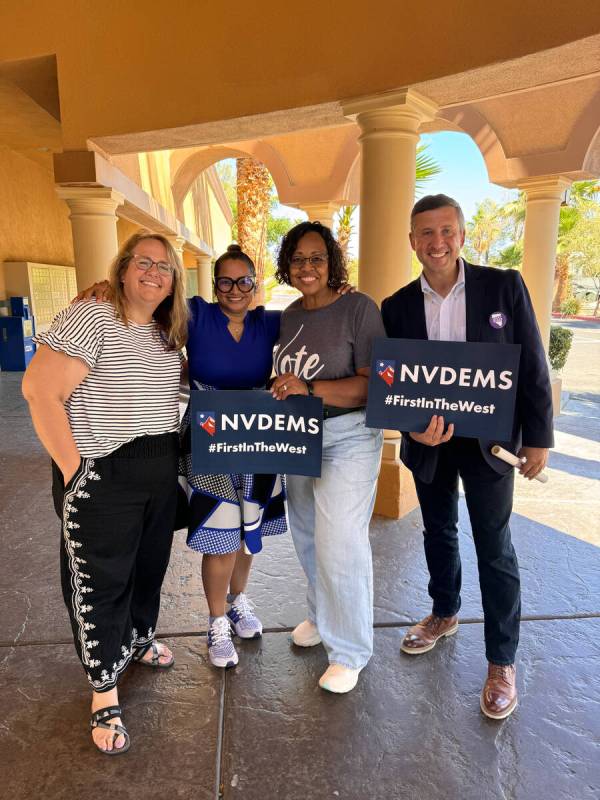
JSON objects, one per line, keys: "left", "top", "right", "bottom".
{"left": 108, "top": 230, "right": 188, "bottom": 350}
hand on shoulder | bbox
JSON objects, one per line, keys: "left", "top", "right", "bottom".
{"left": 72, "top": 280, "right": 112, "bottom": 304}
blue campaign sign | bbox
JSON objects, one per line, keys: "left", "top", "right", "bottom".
{"left": 366, "top": 338, "right": 521, "bottom": 439}
{"left": 191, "top": 390, "right": 323, "bottom": 477}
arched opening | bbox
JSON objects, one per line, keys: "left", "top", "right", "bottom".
{"left": 180, "top": 155, "right": 305, "bottom": 307}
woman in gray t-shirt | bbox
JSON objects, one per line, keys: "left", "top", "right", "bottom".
{"left": 271, "top": 221, "right": 384, "bottom": 694}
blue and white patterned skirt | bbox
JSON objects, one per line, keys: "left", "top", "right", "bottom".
{"left": 179, "top": 391, "right": 288, "bottom": 555}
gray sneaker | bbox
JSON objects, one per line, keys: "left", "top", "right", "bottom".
{"left": 207, "top": 616, "right": 238, "bottom": 668}
{"left": 226, "top": 593, "right": 263, "bottom": 639}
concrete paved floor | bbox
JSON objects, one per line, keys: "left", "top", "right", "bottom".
{"left": 536, "top": 320, "right": 600, "bottom": 547}
{"left": 1, "top": 322, "right": 599, "bottom": 799}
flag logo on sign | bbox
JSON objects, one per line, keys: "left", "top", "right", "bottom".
{"left": 377, "top": 360, "right": 395, "bottom": 387}
{"left": 197, "top": 412, "right": 216, "bottom": 437}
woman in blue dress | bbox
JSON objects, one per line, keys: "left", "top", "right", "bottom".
{"left": 181, "top": 244, "right": 287, "bottom": 668}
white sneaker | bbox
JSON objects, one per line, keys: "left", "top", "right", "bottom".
{"left": 227, "top": 593, "right": 263, "bottom": 639}
{"left": 207, "top": 616, "right": 239, "bottom": 669}
{"left": 318, "top": 664, "right": 362, "bottom": 694}
{"left": 291, "top": 619, "right": 321, "bottom": 647}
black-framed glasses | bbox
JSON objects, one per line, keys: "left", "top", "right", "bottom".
{"left": 290, "top": 254, "right": 328, "bottom": 269}
{"left": 215, "top": 276, "right": 255, "bottom": 293}
{"left": 131, "top": 254, "right": 174, "bottom": 276}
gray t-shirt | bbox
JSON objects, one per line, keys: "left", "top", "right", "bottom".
{"left": 273, "top": 292, "right": 385, "bottom": 381}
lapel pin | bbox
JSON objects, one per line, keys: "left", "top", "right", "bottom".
{"left": 489, "top": 311, "right": 507, "bottom": 329}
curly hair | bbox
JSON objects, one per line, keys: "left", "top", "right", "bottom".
{"left": 275, "top": 221, "right": 348, "bottom": 289}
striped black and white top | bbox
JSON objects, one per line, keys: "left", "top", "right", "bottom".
{"left": 34, "top": 301, "right": 182, "bottom": 458}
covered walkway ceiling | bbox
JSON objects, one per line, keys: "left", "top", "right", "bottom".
{"left": 0, "top": 3, "right": 598, "bottom": 207}
{"left": 0, "top": 1, "right": 598, "bottom": 152}
{"left": 141, "top": 37, "right": 600, "bottom": 214}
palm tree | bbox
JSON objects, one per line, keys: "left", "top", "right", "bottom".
{"left": 415, "top": 143, "right": 442, "bottom": 192}
{"left": 336, "top": 205, "right": 356, "bottom": 258}
{"left": 553, "top": 207, "right": 579, "bottom": 311}
{"left": 553, "top": 181, "right": 599, "bottom": 311}
{"left": 465, "top": 199, "right": 504, "bottom": 264}
{"left": 236, "top": 158, "right": 271, "bottom": 306}
{"left": 494, "top": 243, "right": 523, "bottom": 269}
{"left": 500, "top": 192, "right": 526, "bottom": 244}
{"left": 235, "top": 142, "right": 442, "bottom": 303}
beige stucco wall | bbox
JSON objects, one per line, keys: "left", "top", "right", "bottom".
{"left": 182, "top": 191, "right": 199, "bottom": 241}
{"left": 208, "top": 186, "right": 232, "bottom": 257}
{"left": 179, "top": 169, "right": 232, "bottom": 255}
{"left": 111, "top": 154, "right": 142, "bottom": 186}
{"left": 119, "top": 153, "right": 232, "bottom": 255}
{"left": 0, "top": 148, "right": 74, "bottom": 300}
{"left": 182, "top": 251, "right": 196, "bottom": 269}
{"left": 140, "top": 151, "right": 177, "bottom": 216}
{"left": 0, "top": 145, "right": 229, "bottom": 301}
{"left": 116, "top": 217, "right": 144, "bottom": 247}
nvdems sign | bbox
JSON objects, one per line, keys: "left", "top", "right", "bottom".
{"left": 191, "top": 390, "right": 323, "bottom": 477}
{"left": 366, "top": 338, "right": 521, "bottom": 440}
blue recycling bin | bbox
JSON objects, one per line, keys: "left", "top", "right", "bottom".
{"left": 10, "top": 296, "right": 31, "bottom": 320}
{"left": 0, "top": 317, "right": 36, "bottom": 371}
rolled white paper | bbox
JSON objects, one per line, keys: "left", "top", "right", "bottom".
{"left": 491, "top": 445, "right": 548, "bottom": 484}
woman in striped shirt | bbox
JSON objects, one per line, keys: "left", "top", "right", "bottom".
{"left": 22, "top": 232, "right": 188, "bottom": 755}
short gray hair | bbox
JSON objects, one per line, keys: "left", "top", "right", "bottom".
{"left": 411, "top": 194, "right": 465, "bottom": 233}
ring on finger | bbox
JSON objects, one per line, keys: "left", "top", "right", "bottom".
{"left": 283, "top": 384, "right": 287, "bottom": 391}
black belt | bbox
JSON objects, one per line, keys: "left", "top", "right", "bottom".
{"left": 323, "top": 405, "right": 364, "bottom": 419}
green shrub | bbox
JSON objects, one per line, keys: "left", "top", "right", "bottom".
{"left": 549, "top": 326, "right": 574, "bottom": 372}
{"left": 560, "top": 296, "right": 581, "bottom": 316}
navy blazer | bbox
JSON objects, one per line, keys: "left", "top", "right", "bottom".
{"left": 381, "top": 261, "right": 554, "bottom": 483}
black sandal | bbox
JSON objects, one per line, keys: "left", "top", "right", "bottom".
{"left": 90, "top": 705, "right": 130, "bottom": 755}
{"left": 132, "top": 640, "right": 175, "bottom": 669}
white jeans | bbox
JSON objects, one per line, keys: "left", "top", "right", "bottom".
{"left": 287, "top": 411, "right": 383, "bottom": 670}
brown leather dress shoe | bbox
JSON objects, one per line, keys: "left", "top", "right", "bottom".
{"left": 400, "top": 614, "right": 459, "bottom": 655}
{"left": 480, "top": 663, "right": 517, "bottom": 720}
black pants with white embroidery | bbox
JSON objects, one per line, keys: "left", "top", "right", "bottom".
{"left": 52, "top": 433, "right": 179, "bottom": 692}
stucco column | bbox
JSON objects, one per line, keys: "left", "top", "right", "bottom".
{"left": 343, "top": 89, "right": 438, "bottom": 305}
{"left": 196, "top": 254, "right": 213, "bottom": 301}
{"left": 166, "top": 234, "right": 186, "bottom": 263}
{"left": 300, "top": 202, "right": 341, "bottom": 232}
{"left": 57, "top": 187, "right": 124, "bottom": 290}
{"left": 519, "top": 176, "right": 571, "bottom": 352}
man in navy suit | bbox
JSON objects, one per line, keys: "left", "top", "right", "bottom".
{"left": 381, "top": 194, "right": 553, "bottom": 719}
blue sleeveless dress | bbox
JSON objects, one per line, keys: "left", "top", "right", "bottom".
{"left": 180, "top": 297, "right": 288, "bottom": 554}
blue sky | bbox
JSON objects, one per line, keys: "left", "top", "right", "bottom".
{"left": 418, "top": 132, "right": 518, "bottom": 220}
{"left": 274, "top": 131, "right": 519, "bottom": 259}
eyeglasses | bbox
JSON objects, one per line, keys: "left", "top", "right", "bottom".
{"left": 131, "top": 254, "right": 174, "bottom": 276}
{"left": 290, "top": 254, "right": 328, "bottom": 269}
{"left": 215, "top": 276, "right": 255, "bottom": 293}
